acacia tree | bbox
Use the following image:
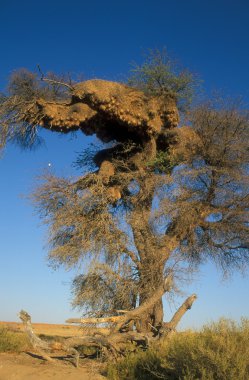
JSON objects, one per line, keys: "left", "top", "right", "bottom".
{"left": 1, "top": 52, "right": 249, "bottom": 341}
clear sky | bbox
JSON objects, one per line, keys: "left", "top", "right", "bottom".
{"left": 0, "top": 0, "right": 249, "bottom": 328}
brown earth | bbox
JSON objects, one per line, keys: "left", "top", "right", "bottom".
{"left": 0, "top": 353, "right": 106, "bottom": 380}
{"left": 0, "top": 321, "right": 109, "bottom": 338}
{"left": 0, "top": 322, "right": 107, "bottom": 380}
{"left": 0, "top": 321, "right": 83, "bottom": 338}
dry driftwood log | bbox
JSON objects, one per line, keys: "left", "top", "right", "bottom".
{"left": 64, "top": 277, "right": 197, "bottom": 357}
{"left": 19, "top": 288, "right": 196, "bottom": 364}
{"left": 19, "top": 310, "right": 80, "bottom": 367}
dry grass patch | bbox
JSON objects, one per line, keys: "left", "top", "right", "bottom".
{"left": 0, "top": 327, "right": 30, "bottom": 353}
{"left": 107, "top": 318, "right": 249, "bottom": 380}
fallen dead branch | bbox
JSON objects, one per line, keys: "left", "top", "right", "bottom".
{"left": 19, "top": 310, "right": 80, "bottom": 367}
{"left": 63, "top": 277, "right": 197, "bottom": 358}
{"left": 19, "top": 290, "right": 196, "bottom": 364}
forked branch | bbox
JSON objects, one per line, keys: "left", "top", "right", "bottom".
{"left": 66, "top": 274, "right": 173, "bottom": 331}
{"left": 37, "top": 65, "right": 75, "bottom": 91}
{"left": 160, "top": 294, "right": 197, "bottom": 337}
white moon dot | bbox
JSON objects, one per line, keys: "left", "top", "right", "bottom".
{"left": 48, "top": 163, "right": 52, "bottom": 167}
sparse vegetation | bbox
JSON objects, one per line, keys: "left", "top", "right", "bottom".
{"left": 107, "top": 318, "right": 249, "bottom": 380}
{"left": 128, "top": 48, "right": 200, "bottom": 112}
{"left": 0, "top": 327, "right": 30, "bottom": 353}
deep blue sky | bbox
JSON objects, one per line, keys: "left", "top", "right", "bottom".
{"left": 0, "top": 0, "right": 249, "bottom": 327}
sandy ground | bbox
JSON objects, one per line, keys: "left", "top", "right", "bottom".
{"left": 0, "top": 352, "right": 106, "bottom": 380}
{"left": 0, "top": 321, "right": 109, "bottom": 338}
{"left": 0, "top": 321, "right": 107, "bottom": 379}
{"left": 0, "top": 321, "right": 83, "bottom": 338}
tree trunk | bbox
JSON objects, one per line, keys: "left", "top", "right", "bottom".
{"left": 130, "top": 183, "right": 167, "bottom": 333}
{"left": 138, "top": 258, "right": 165, "bottom": 332}
{"left": 138, "top": 294, "right": 164, "bottom": 333}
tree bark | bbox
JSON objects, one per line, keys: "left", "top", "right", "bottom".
{"left": 137, "top": 252, "right": 166, "bottom": 332}
{"left": 130, "top": 205, "right": 168, "bottom": 332}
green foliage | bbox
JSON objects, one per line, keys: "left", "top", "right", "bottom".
{"left": 0, "top": 327, "right": 30, "bottom": 352}
{"left": 107, "top": 318, "right": 249, "bottom": 380}
{"left": 147, "top": 151, "right": 182, "bottom": 173}
{"left": 128, "top": 49, "right": 200, "bottom": 112}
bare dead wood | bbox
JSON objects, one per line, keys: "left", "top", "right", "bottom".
{"left": 19, "top": 310, "right": 80, "bottom": 367}
{"left": 20, "top": 294, "right": 197, "bottom": 364}
{"left": 160, "top": 294, "right": 197, "bottom": 338}
{"left": 37, "top": 65, "right": 74, "bottom": 91}
{"left": 64, "top": 295, "right": 197, "bottom": 357}
{"left": 66, "top": 315, "right": 123, "bottom": 324}
{"left": 168, "top": 294, "right": 197, "bottom": 329}
{"left": 19, "top": 310, "right": 142, "bottom": 362}
{"left": 41, "top": 77, "right": 74, "bottom": 91}
{"left": 114, "top": 310, "right": 129, "bottom": 314}
{"left": 66, "top": 331, "right": 151, "bottom": 357}
{"left": 66, "top": 274, "right": 173, "bottom": 332}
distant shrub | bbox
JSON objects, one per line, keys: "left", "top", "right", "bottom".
{"left": 107, "top": 318, "right": 249, "bottom": 380}
{"left": 0, "top": 327, "right": 30, "bottom": 352}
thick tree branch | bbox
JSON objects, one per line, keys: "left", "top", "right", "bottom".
{"left": 164, "top": 294, "right": 197, "bottom": 331}
{"left": 66, "top": 273, "right": 173, "bottom": 328}
{"left": 66, "top": 315, "right": 124, "bottom": 324}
